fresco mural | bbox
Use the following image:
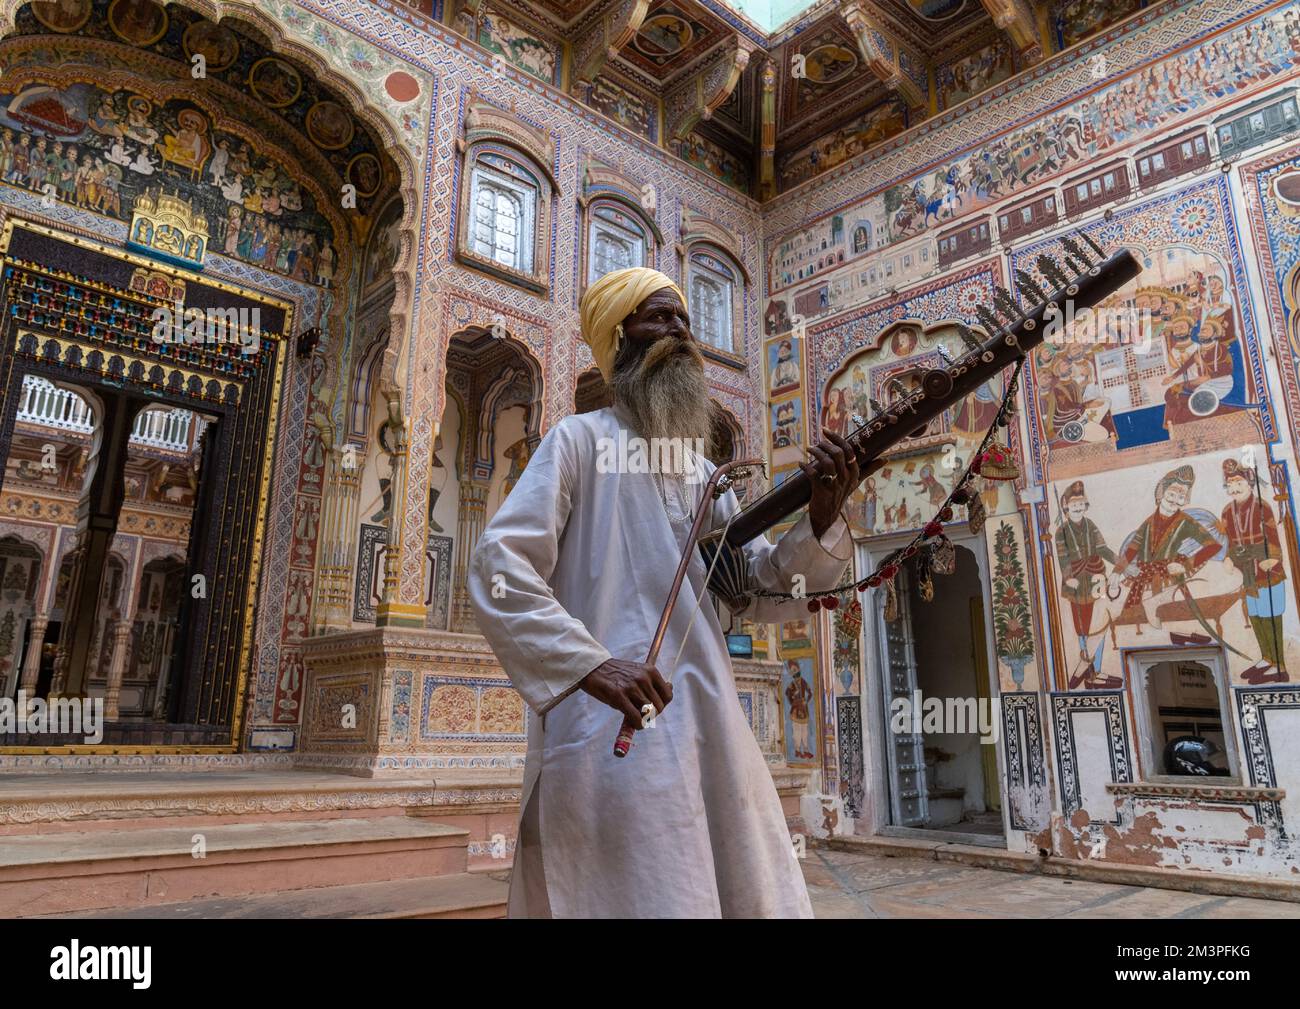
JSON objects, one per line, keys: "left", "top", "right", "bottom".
{"left": 1242, "top": 141, "right": 1300, "bottom": 456}
{"left": 0, "top": 80, "right": 339, "bottom": 284}
{"left": 587, "top": 75, "right": 657, "bottom": 142}
{"left": 820, "top": 321, "right": 1011, "bottom": 538}
{"left": 477, "top": 10, "right": 560, "bottom": 86}
{"left": 1054, "top": 0, "right": 1145, "bottom": 49}
{"left": 770, "top": 395, "right": 803, "bottom": 469}
{"left": 780, "top": 655, "right": 819, "bottom": 764}
{"left": 1019, "top": 180, "right": 1265, "bottom": 482}
{"left": 1043, "top": 453, "right": 1296, "bottom": 688}
{"left": 766, "top": 335, "right": 801, "bottom": 396}
{"left": 362, "top": 196, "right": 402, "bottom": 294}
{"left": 777, "top": 96, "right": 907, "bottom": 192}
{"left": 938, "top": 38, "right": 1017, "bottom": 110}
{"left": 767, "top": 2, "right": 1300, "bottom": 294}
{"left": 679, "top": 132, "right": 750, "bottom": 193}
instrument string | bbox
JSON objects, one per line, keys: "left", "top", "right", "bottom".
{"left": 666, "top": 495, "right": 742, "bottom": 685}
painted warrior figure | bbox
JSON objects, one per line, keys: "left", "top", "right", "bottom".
{"left": 1113, "top": 465, "right": 1221, "bottom": 632}
{"left": 1054, "top": 480, "right": 1118, "bottom": 688}
{"left": 1220, "top": 458, "right": 1289, "bottom": 684}
{"left": 784, "top": 660, "right": 815, "bottom": 760}
{"left": 470, "top": 267, "right": 857, "bottom": 918}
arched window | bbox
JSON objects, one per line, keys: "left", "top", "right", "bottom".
{"left": 456, "top": 100, "right": 557, "bottom": 293}
{"left": 468, "top": 152, "right": 538, "bottom": 273}
{"left": 588, "top": 203, "right": 647, "bottom": 284}
{"left": 580, "top": 161, "right": 662, "bottom": 292}
{"left": 688, "top": 249, "right": 737, "bottom": 354}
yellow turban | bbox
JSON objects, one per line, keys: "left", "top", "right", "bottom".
{"left": 579, "top": 268, "right": 686, "bottom": 382}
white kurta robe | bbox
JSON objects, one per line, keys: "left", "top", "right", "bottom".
{"left": 468, "top": 406, "right": 851, "bottom": 918}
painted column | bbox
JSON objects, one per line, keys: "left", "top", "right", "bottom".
{"left": 314, "top": 443, "right": 363, "bottom": 631}
{"left": 103, "top": 619, "right": 134, "bottom": 720}
{"left": 18, "top": 614, "right": 48, "bottom": 693}
{"left": 759, "top": 59, "right": 776, "bottom": 203}
{"left": 451, "top": 479, "right": 489, "bottom": 633}
{"left": 51, "top": 392, "right": 144, "bottom": 698}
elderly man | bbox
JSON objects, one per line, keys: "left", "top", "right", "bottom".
{"left": 469, "top": 267, "right": 858, "bottom": 918}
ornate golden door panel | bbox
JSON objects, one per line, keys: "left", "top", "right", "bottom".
{"left": 0, "top": 220, "right": 291, "bottom": 750}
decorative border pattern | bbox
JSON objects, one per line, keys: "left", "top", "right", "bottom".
{"left": 1050, "top": 689, "right": 1134, "bottom": 824}
{"left": 1235, "top": 684, "right": 1300, "bottom": 832}
{"left": 1001, "top": 690, "right": 1047, "bottom": 830}
{"left": 836, "top": 694, "right": 865, "bottom": 819}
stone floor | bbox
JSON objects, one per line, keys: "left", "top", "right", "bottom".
{"left": 803, "top": 847, "right": 1300, "bottom": 918}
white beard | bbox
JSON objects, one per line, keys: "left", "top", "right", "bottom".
{"left": 610, "top": 337, "right": 715, "bottom": 460}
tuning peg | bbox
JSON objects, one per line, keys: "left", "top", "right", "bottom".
{"left": 1077, "top": 229, "right": 1106, "bottom": 259}
{"left": 993, "top": 286, "right": 1026, "bottom": 323}
{"left": 936, "top": 344, "right": 954, "bottom": 364}
{"left": 1060, "top": 234, "right": 1093, "bottom": 272}
{"left": 851, "top": 413, "right": 866, "bottom": 428}
{"left": 1036, "top": 255, "right": 1071, "bottom": 292}
{"left": 869, "top": 397, "right": 886, "bottom": 416}
{"left": 975, "top": 304, "right": 1008, "bottom": 340}
{"left": 887, "top": 377, "right": 908, "bottom": 399}
{"left": 957, "top": 322, "right": 994, "bottom": 363}
{"left": 1014, "top": 269, "right": 1048, "bottom": 305}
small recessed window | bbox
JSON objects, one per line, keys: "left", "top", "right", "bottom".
{"left": 1020, "top": 207, "right": 1032, "bottom": 225}
{"left": 1076, "top": 183, "right": 1089, "bottom": 201}
{"left": 1129, "top": 651, "right": 1239, "bottom": 783}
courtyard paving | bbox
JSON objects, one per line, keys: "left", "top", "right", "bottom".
{"left": 803, "top": 847, "right": 1300, "bottom": 918}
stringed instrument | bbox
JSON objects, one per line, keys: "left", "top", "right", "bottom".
{"left": 614, "top": 234, "right": 1143, "bottom": 757}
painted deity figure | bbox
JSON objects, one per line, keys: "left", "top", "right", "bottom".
{"left": 1220, "top": 458, "right": 1289, "bottom": 683}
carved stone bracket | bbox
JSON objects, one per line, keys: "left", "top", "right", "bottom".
{"left": 665, "top": 39, "right": 754, "bottom": 144}
{"left": 840, "top": 1, "right": 926, "bottom": 109}
{"left": 570, "top": 0, "right": 651, "bottom": 98}
{"left": 980, "top": 0, "right": 1044, "bottom": 64}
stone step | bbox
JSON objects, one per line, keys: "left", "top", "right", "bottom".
{"left": 0, "top": 815, "right": 471, "bottom": 917}
{"left": 37, "top": 871, "right": 511, "bottom": 920}
{"left": 0, "top": 770, "right": 472, "bottom": 831}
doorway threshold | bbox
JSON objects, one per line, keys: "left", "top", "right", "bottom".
{"left": 877, "top": 825, "right": 1007, "bottom": 849}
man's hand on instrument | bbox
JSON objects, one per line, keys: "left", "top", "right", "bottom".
{"left": 581, "top": 658, "right": 673, "bottom": 727}
{"left": 803, "top": 430, "right": 860, "bottom": 539}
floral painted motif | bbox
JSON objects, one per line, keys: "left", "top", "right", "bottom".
{"left": 992, "top": 521, "right": 1034, "bottom": 686}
